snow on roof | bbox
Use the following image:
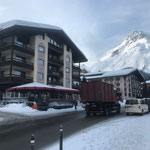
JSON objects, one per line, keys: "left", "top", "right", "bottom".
{"left": 82, "top": 71, "right": 105, "bottom": 76}
{"left": 84, "top": 68, "right": 137, "bottom": 79}
{"left": 102, "top": 68, "right": 137, "bottom": 78}
{"left": 146, "top": 80, "right": 150, "bottom": 84}
{"left": 7, "top": 82, "right": 79, "bottom": 92}
{"left": 0, "top": 20, "right": 62, "bottom": 31}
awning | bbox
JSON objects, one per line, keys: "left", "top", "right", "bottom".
{"left": 7, "top": 82, "right": 79, "bottom": 93}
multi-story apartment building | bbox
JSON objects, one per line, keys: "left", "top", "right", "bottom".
{"left": 82, "top": 68, "right": 145, "bottom": 100}
{"left": 0, "top": 20, "right": 87, "bottom": 93}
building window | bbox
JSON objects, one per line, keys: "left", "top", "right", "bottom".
{"left": 67, "top": 47, "right": 70, "bottom": 52}
{"left": 66, "top": 57, "right": 70, "bottom": 62}
{"left": 66, "top": 79, "right": 70, "bottom": 84}
{"left": 15, "top": 70, "right": 21, "bottom": 76}
{"left": 38, "top": 59, "right": 44, "bottom": 66}
{"left": 104, "top": 78, "right": 108, "bottom": 82}
{"left": 1, "top": 71, "right": 4, "bottom": 76}
{"left": 48, "top": 76, "right": 52, "bottom": 82}
{"left": 48, "top": 37, "right": 51, "bottom": 43}
{"left": 14, "top": 70, "right": 26, "bottom": 78}
{"left": 129, "top": 93, "right": 131, "bottom": 97}
{"left": 53, "top": 55, "right": 58, "bottom": 60}
{"left": 15, "top": 56, "right": 26, "bottom": 63}
{"left": 49, "top": 54, "right": 52, "bottom": 59}
{"left": 66, "top": 67, "right": 70, "bottom": 73}
{"left": 16, "top": 41, "right": 24, "bottom": 47}
{"left": 49, "top": 65, "right": 52, "bottom": 70}
{"left": 117, "top": 88, "right": 120, "bottom": 92}
{"left": 53, "top": 78, "right": 57, "bottom": 83}
{"left": 38, "top": 73, "right": 44, "bottom": 80}
{"left": 1, "top": 56, "right": 6, "bottom": 62}
{"left": 116, "top": 77, "right": 120, "bottom": 81}
{"left": 54, "top": 41, "right": 57, "bottom": 46}
{"left": 39, "top": 45, "right": 45, "bottom": 52}
{"left": 116, "top": 83, "right": 120, "bottom": 86}
{"left": 39, "top": 35, "right": 44, "bottom": 40}
{"left": 110, "top": 78, "right": 113, "bottom": 81}
{"left": 48, "top": 37, "right": 62, "bottom": 48}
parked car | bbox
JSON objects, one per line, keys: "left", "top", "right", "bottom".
{"left": 125, "top": 99, "right": 148, "bottom": 116}
{"left": 143, "top": 98, "right": 150, "bottom": 112}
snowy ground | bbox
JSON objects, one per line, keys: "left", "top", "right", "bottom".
{"left": 3, "top": 101, "right": 148, "bottom": 150}
{"left": 45, "top": 113, "right": 150, "bottom": 150}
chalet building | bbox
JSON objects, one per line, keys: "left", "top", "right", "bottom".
{"left": 0, "top": 20, "right": 87, "bottom": 92}
{"left": 142, "top": 80, "right": 150, "bottom": 98}
{"left": 82, "top": 68, "right": 145, "bottom": 100}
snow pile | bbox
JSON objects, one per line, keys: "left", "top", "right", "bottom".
{"left": 0, "top": 103, "right": 84, "bottom": 117}
{"left": 46, "top": 114, "right": 150, "bottom": 150}
{"left": 0, "top": 103, "right": 38, "bottom": 114}
{"left": 92, "top": 31, "right": 150, "bottom": 72}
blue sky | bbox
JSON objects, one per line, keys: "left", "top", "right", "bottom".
{"left": 0, "top": 0, "right": 150, "bottom": 66}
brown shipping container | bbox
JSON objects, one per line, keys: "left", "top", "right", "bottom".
{"left": 81, "top": 81, "right": 116, "bottom": 103}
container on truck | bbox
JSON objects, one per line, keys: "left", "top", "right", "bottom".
{"left": 81, "top": 80, "right": 120, "bottom": 116}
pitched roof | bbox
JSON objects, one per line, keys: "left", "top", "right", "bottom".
{"left": 0, "top": 20, "right": 88, "bottom": 63}
{"left": 84, "top": 68, "right": 144, "bottom": 81}
{"left": 0, "top": 20, "right": 62, "bottom": 31}
{"left": 7, "top": 82, "right": 79, "bottom": 92}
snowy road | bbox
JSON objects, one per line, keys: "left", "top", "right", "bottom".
{"left": 0, "top": 110, "right": 124, "bottom": 150}
{"left": 46, "top": 113, "right": 150, "bottom": 150}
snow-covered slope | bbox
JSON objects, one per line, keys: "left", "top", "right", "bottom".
{"left": 93, "top": 31, "right": 150, "bottom": 73}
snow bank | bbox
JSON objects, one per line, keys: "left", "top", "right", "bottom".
{"left": 0, "top": 103, "right": 84, "bottom": 117}
{"left": 46, "top": 114, "right": 150, "bottom": 150}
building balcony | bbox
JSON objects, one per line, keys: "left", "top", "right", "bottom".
{"left": 48, "top": 58, "right": 63, "bottom": 66}
{"left": 0, "top": 74, "right": 33, "bottom": 84}
{"left": 48, "top": 70, "right": 63, "bottom": 78}
{"left": 48, "top": 43, "right": 63, "bottom": 54}
{"left": 72, "top": 74, "right": 80, "bottom": 81}
{"left": 72, "top": 83, "right": 80, "bottom": 90}
{"left": 0, "top": 42, "right": 34, "bottom": 56}
{"left": 48, "top": 81, "right": 63, "bottom": 86}
{"left": 0, "top": 58, "right": 34, "bottom": 70}
{"left": 73, "top": 65, "right": 80, "bottom": 71}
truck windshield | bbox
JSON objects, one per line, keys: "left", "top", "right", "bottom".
{"left": 126, "top": 100, "right": 138, "bottom": 105}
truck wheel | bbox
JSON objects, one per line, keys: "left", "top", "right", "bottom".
{"left": 126, "top": 113, "right": 129, "bottom": 116}
{"left": 104, "top": 108, "right": 109, "bottom": 116}
{"left": 140, "top": 110, "right": 143, "bottom": 116}
{"left": 92, "top": 112, "right": 96, "bottom": 116}
{"left": 108, "top": 107, "right": 112, "bottom": 115}
{"left": 117, "top": 107, "right": 121, "bottom": 114}
{"left": 86, "top": 112, "right": 91, "bottom": 116}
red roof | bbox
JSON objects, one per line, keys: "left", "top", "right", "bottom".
{"left": 7, "top": 82, "right": 79, "bottom": 93}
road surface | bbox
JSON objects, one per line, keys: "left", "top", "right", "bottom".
{"left": 0, "top": 110, "right": 124, "bottom": 150}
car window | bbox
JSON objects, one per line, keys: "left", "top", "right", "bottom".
{"left": 141, "top": 100, "right": 146, "bottom": 104}
{"left": 126, "top": 100, "right": 138, "bottom": 104}
{"left": 131, "top": 100, "right": 138, "bottom": 104}
{"left": 126, "top": 100, "right": 131, "bottom": 104}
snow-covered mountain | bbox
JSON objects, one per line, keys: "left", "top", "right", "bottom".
{"left": 92, "top": 31, "right": 150, "bottom": 73}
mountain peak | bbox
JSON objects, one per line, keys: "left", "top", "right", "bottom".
{"left": 123, "top": 31, "right": 146, "bottom": 45}
{"left": 92, "top": 30, "right": 150, "bottom": 73}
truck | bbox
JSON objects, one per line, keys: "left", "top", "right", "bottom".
{"left": 81, "top": 80, "right": 120, "bottom": 116}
